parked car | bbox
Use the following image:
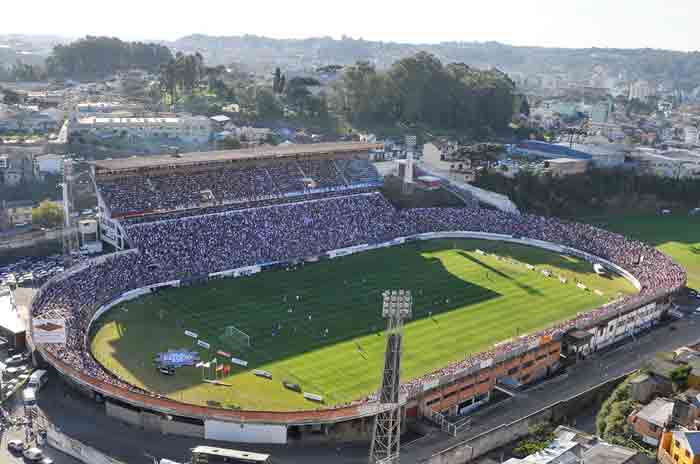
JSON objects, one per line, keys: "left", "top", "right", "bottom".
{"left": 7, "top": 439, "right": 23, "bottom": 452}
{"left": 23, "top": 447, "right": 44, "bottom": 462}
{"left": 4, "top": 352, "right": 29, "bottom": 365}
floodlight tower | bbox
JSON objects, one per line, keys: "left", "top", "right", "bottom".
{"left": 61, "top": 158, "right": 79, "bottom": 264}
{"left": 369, "top": 290, "right": 412, "bottom": 464}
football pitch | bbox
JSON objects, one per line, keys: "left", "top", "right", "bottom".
{"left": 591, "top": 214, "right": 700, "bottom": 291}
{"left": 90, "top": 239, "right": 636, "bottom": 411}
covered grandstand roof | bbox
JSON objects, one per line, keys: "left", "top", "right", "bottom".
{"left": 93, "top": 142, "right": 383, "bottom": 172}
{"left": 516, "top": 141, "right": 592, "bottom": 160}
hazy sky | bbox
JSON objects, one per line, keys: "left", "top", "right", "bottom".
{"left": 6, "top": 0, "right": 700, "bottom": 51}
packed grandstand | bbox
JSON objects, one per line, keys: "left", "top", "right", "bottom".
{"left": 31, "top": 143, "right": 686, "bottom": 413}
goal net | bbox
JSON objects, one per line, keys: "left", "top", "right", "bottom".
{"left": 220, "top": 326, "right": 251, "bottom": 348}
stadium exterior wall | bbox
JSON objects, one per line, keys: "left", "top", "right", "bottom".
{"left": 34, "top": 232, "right": 671, "bottom": 442}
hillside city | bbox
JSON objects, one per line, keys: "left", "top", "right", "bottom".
{"left": 0, "top": 11, "right": 699, "bottom": 464}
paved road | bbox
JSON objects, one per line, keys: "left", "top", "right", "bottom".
{"left": 0, "top": 397, "right": 80, "bottom": 464}
{"left": 5, "top": 296, "right": 698, "bottom": 464}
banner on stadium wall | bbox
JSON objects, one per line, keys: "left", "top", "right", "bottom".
{"left": 327, "top": 244, "right": 369, "bottom": 259}
{"left": 236, "top": 265, "right": 261, "bottom": 277}
{"left": 303, "top": 392, "right": 323, "bottom": 402}
{"left": 32, "top": 318, "right": 67, "bottom": 344}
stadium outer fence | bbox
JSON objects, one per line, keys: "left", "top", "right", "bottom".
{"left": 31, "top": 231, "right": 679, "bottom": 437}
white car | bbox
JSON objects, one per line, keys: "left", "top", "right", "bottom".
{"left": 40, "top": 457, "right": 54, "bottom": 464}
{"left": 23, "top": 447, "right": 44, "bottom": 462}
{"left": 7, "top": 439, "right": 23, "bottom": 452}
{"left": 695, "top": 307, "right": 700, "bottom": 315}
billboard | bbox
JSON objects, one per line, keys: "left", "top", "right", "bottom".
{"left": 32, "top": 318, "right": 67, "bottom": 344}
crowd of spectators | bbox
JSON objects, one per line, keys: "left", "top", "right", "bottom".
{"left": 31, "top": 191, "right": 686, "bottom": 409}
{"left": 98, "top": 158, "right": 381, "bottom": 216}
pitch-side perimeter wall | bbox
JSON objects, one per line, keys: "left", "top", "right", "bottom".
{"left": 35, "top": 232, "right": 661, "bottom": 443}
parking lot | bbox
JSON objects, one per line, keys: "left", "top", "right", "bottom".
{"left": 1, "top": 255, "right": 67, "bottom": 288}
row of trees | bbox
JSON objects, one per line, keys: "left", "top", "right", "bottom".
{"left": 474, "top": 168, "right": 700, "bottom": 217}
{"left": 46, "top": 36, "right": 172, "bottom": 77}
{"left": 150, "top": 51, "right": 519, "bottom": 135}
{"left": 330, "top": 52, "right": 515, "bottom": 134}
{"left": 0, "top": 60, "right": 46, "bottom": 81}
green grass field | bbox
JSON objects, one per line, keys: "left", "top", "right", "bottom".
{"left": 90, "top": 239, "right": 635, "bottom": 411}
{"left": 590, "top": 214, "right": 700, "bottom": 291}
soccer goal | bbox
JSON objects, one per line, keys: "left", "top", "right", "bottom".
{"left": 221, "top": 325, "right": 251, "bottom": 348}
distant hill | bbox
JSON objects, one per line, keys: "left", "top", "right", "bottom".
{"left": 3, "top": 33, "right": 700, "bottom": 92}
{"left": 0, "top": 34, "right": 72, "bottom": 68}
{"left": 171, "top": 34, "right": 700, "bottom": 91}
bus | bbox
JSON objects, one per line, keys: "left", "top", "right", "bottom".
{"left": 28, "top": 370, "right": 48, "bottom": 391}
{"left": 191, "top": 446, "right": 270, "bottom": 464}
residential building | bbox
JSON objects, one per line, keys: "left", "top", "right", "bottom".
{"left": 628, "top": 397, "right": 674, "bottom": 445}
{"left": 631, "top": 149, "right": 700, "bottom": 179}
{"left": 2, "top": 200, "right": 33, "bottom": 226}
{"left": 504, "top": 426, "right": 648, "bottom": 464}
{"left": 75, "top": 101, "right": 142, "bottom": 115}
{"left": 230, "top": 125, "right": 271, "bottom": 142}
{"left": 545, "top": 158, "right": 589, "bottom": 177}
{"left": 70, "top": 115, "right": 212, "bottom": 144}
{"left": 35, "top": 153, "right": 63, "bottom": 175}
{"left": 590, "top": 101, "right": 612, "bottom": 124}
{"left": 685, "top": 127, "right": 699, "bottom": 146}
{"left": 0, "top": 150, "right": 39, "bottom": 186}
{"left": 659, "top": 429, "right": 700, "bottom": 464}
{"left": 629, "top": 80, "right": 653, "bottom": 102}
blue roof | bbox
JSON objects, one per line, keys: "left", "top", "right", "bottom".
{"left": 517, "top": 141, "right": 592, "bottom": 160}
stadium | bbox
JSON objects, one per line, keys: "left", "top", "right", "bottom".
{"left": 29, "top": 142, "right": 686, "bottom": 444}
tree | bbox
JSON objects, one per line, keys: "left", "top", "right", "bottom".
{"left": 219, "top": 136, "right": 241, "bottom": 150}
{"left": 254, "top": 88, "right": 283, "bottom": 120}
{"left": 671, "top": 366, "right": 692, "bottom": 391}
{"left": 330, "top": 52, "right": 515, "bottom": 134}
{"left": 32, "top": 200, "right": 63, "bottom": 229}
{"left": 520, "top": 97, "right": 531, "bottom": 117}
{"left": 264, "top": 133, "right": 281, "bottom": 146}
{"left": 273, "top": 67, "right": 282, "bottom": 93}
{"left": 3, "top": 89, "right": 22, "bottom": 105}
{"left": 46, "top": 36, "right": 172, "bottom": 77}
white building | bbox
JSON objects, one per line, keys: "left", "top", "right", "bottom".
{"left": 75, "top": 102, "right": 141, "bottom": 114}
{"left": 35, "top": 154, "right": 63, "bottom": 175}
{"left": 632, "top": 149, "right": 700, "bottom": 179}
{"left": 684, "top": 126, "right": 699, "bottom": 146}
{"left": 629, "top": 80, "right": 653, "bottom": 101}
{"left": 71, "top": 115, "right": 212, "bottom": 144}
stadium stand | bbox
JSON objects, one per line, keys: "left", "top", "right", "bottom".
{"left": 32, "top": 187, "right": 686, "bottom": 409}
{"left": 95, "top": 151, "right": 381, "bottom": 217}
